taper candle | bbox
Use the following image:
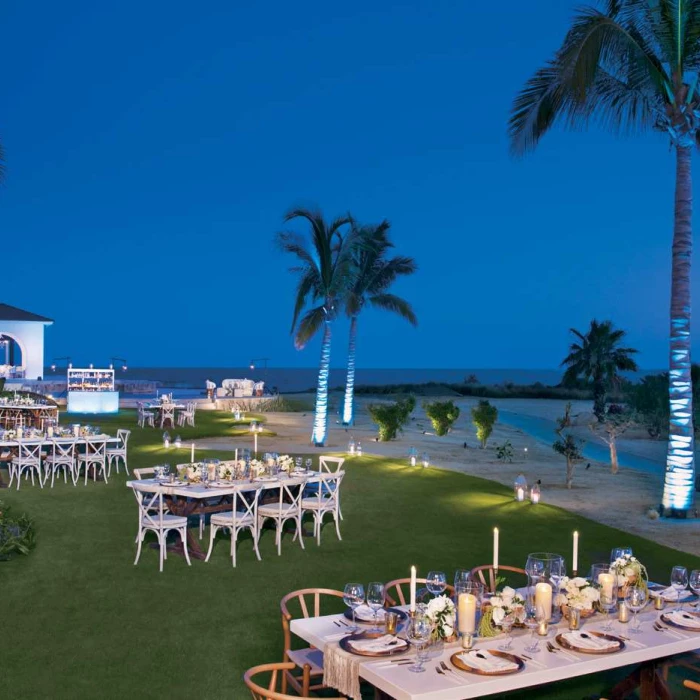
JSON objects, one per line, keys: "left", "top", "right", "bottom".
{"left": 409, "top": 566, "right": 417, "bottom": 612}
{"left": 493, "top": 527, "right": 499, "bottom": 570}
{"left": 190, "top": 443, "right": 195, "bottom": 462}
{"left": 573, "top": 531, "right": 579, "bottom": 574}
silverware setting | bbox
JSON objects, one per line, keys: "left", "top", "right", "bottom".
{"left": 439, "top": 660, "right": 468, "bottom": 680}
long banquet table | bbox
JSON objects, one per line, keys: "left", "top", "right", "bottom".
{"left": 291, "top": 607, "right": 700, "bottom": 699}
{"left": 0, "top": 403, "right": 59, "bottom": 429}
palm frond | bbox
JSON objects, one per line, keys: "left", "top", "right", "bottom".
{"left": 294, "top": 305, "right": 326, "bottom": 349}
{"left": 368, "top": 293, "right": 418, "bottom": 326}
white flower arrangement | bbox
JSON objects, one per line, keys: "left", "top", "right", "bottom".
{"left": 278, "top": 455, "right": 294, "bottom": 472}
{"left": 554, "top": 576, "right": 600, "bottom": 611}
{"left": 425, "top": 595, "right": 456, "bottom": 639}
{"left": 186, "top": 463, "right": 203, "bottom": 481}
{"left": 489, "top": 586, "right": 526, "bottom": 626}
{"left": 610, "top": 554, "right": 648, "bottom": 590}
{"left": 249, "top": 459, "right": 265, "bottom": 476}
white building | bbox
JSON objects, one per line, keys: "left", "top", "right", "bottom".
{"left": 0, "top": 303, "right": 53, "bottom": 380}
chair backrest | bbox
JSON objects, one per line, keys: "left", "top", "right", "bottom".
{"left": 85, "top": 439, "right": 107, "bottom": 458}
{"left": 469, "top": 565, "right": 529, "bottom": 594}
{"left": 244, "top": 662, "right": 347, "bottom": 700}
{"left": 268, "top": 478, "right": 304, "bottom": 513}
{"left": 51, "top": 440, "right": 75, "bottom": 460}
{"left": 280, "top": 588, "right": 346, "bottom": 657}
{"left": 225, "top": 484, "right": 261, "bottom": 525}
{"left": 117, "top": 429, "right": 130, "bottom": 448}
{"left": 16, "top": 441, "right": 43, "bottom": 463}
{"left": 305, "top": 472, "right": 344, "bottom": 506}
{"left": 319, "top": 456, "right": 345, "bottom": 473}
{"left": 384, "top": 578, "right": 456, "bottom": 607}
{"left": 133, "top": 467, "right": 156, "bottom": 479}
{"left": 132, "top": 482, "right": 166, "bottom": 528}
{"left": 162, "top": 405, "right": 175, "bottom": 419}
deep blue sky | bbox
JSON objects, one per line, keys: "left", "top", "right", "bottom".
{"left": 0, "top": 1, "right": 688, "bottom": 369}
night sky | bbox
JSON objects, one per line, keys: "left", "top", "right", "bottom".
{"left": 0, "top": 1, "right": 688, "bottom": 369}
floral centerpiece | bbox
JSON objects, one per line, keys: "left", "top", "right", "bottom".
{"left": 554, "top": 576, "right": 600, "bottom": 617}
{"left": 610, "top": 554, "right": 648, "bottom": 595}
{"left": 425, "top": 595, "right": 456, "bottom": 641}
{"left": 478, "top": 586, "right": 526, "bottom": 637}
{"left": 278, "top": 455, "right": 294, "bottom": 472}
{"left": 186, "top": 463, "right": 203, "bottom": 482}
{"left": 249, "top": 459, "right": 265, "bottom": 477}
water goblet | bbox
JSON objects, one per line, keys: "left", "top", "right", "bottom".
{"left": 524, "top": 603, "right": 542, "bottom": 652}
{"left": 405, "top": 615, "right": 432, "bottom": 673}
{"left": 305, "top": 458, "right": 313, "bottom": 471}
{"left": 367, "top": 582, "right": 385, "bottom": 631}
{"left": 689, "top": 569, "right": 700, "bottom": 603}
{"left": 343, "top": 583, "right": 365, "bottom": 633}
{"left": 454, "top": 569, "right": 470, "bottom": 590}
{"left": 426, "top": 571, "right": 447, "bottom": 596}
{"left": 498, "top": 613, "right": 515, "bottom": 651}
{"left": 625, "top": 587, "right": 647, "bottom": 634}
{"left": 295, "top": 457, "right": 302, "bottom": 471}
{"left": 610, "top": 547, "right": 633, "bottom": 563}
{"left": 671, "top": 566, "right": 689, "bottom": 611}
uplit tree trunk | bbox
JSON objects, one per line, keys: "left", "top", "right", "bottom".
{"left": 609, "top": 439, "right": 618, "bottom": 475}
{"left": 566, "top": 456, "right": 575, "bottom": 489}
{"left": 311, "top": 320, "right": 332, "bottom": 446}
{"left": 342, "top": 316, "right": 358, "bottom": 426}
{"left": 662, "top": 145, "right": 696, "bottom": 516}
{"left": 592, "top": 378, "right": 606, "bottom": 421}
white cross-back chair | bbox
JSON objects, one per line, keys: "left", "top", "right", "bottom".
{"left": 205, "top": 484, "right": 263, "bottom": 566}
{"left": 258, "top": 478, "right": 306, "bottom": 556}
{"left": 301, "top": 472, "right": 344, "bottom": 546}
{"left": 178, "top": 402, "right": 196, "bottom": 427}
{"left": 45, "top": 440, "right": 77, "bottom": 487}
{"left": 137, "top": 403, "right": 155, "bottom": 428}
{"left": 77, "top": 438, "right": 108, "bottom": 484}
{"left": 317, "top": 456, "right": 346, "bottom": 519}
{"left": 132, "top": 482, "right": 191, "bottom": 573}
{"left": 10, "top": 441, "right": 44, "bottom": 490}
{"left": 107, "top": 429, "right": 131, "bottom": 476}
{"left": 160, "top": 404, "right": 176, "bottom": 428}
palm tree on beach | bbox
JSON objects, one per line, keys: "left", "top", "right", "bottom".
{"left": 561, "top": 320, "right": 638, "bottom": 420}
{"left": 277, "top": 208, "right": 356, "bottom": 446}
{"left": 341, "top": 221, "right": 417, "bottom": 425}
{"left": 510, "top": 0, "right": 700, "bottom": 515}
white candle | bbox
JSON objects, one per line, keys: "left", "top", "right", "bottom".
{"left": 409, "top": 566, "right": 417, "bottom": 612}
{"left": 254, "top": 432, "right": 258, "bottom": 456}
{"left": 598, "top": 572, "right": 615, "bottom": 599}
{"left": 535, "top": 582, "right": 553, "bottom": 621}
{"left": 516, "top": 487, "right": 525, "bottom": 502}
{"left": 493, "top": 527, "right": 499, "bottom": 570}
{"left": 573, "top": 531, "right": 579, "bottom": 573}
{"left": 458, "top": 593, "right": 477, "bottom": 634}
{"left": 235, "top": 448, "right": 238, "bottom": 461}
{"left": 190, "top": 443, "right": 195, "bottom": 462}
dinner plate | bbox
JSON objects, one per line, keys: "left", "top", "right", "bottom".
{"left": 661, "top": 611, "right": 700, "bottom": 631}
{"left": 339, "top": 632, "right": 409, "bottom": 657}
{"left": 555, "top": 631, "right": 624, "bottom": 654}
{"left": 343, "top": 606, "right": 407, "bottom": 625}
{"left": 254, "top": 477, "right": 279, "bottom": 483}
{"left": 450, "top": 650, "right": 524, "bottom": 675}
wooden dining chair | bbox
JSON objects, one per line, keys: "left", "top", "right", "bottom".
{"left": 469, "top": 564, "right": 529, "bottom": 593}
{"left": 244, "top": 662, "right": 347, "bottom": 700}
{"left": 384, "top": 578, "right": 456, "bottom": 607}
{"left": 280, "top": 588, "right": 346, "bottom": 696}
{"left": 685, "top": 679, "right": 700, "bottom": 698}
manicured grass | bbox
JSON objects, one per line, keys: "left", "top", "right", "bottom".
{"left": 1, "top": 410, "right": 699, "bottom": 699}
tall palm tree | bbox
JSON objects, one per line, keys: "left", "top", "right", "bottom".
{"left": 510, "top": 0, "right": 700, "bottom": 515}
{"left": 277, "top": 208, "right": 356, "bottom": 446}
{"left": 341, "top": 221, "right": 417, "bottom": 425}
{"left": 562, "top": 319, "right": 639, "bottom": 420}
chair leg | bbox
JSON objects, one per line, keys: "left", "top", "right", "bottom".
{"left": 277, "top": 522, "right": 282, "bottom": 556}
{"left": 231, "top": 528, "right": 237, "bottom": 568}
{"left": 297, "top": 517, "right": 305, "bottom": 550}
{"left": 334, "top": 511, "right": 342, "bottom": 541}
{"left": 134, "top": 529, "right": 144, "bottom": 565}
{"left": 316, "top": 514, "right": 322, "bottom": 546}
{"left": 205, "top": 524, "right": 217, "bottom": 562}
{"left": 159, "top": 532, "right": 164, "bottom": 572}
{"left": 180, "top": 528, "right": 191, "bottom": 566}
{"left": 122, "top": 457, "right": 129, "bottom": 476}
{"left": 199, "top": 515, "right": 204, "bottom": 540}
{"left": 252, "top": 526, "right": 262, "bottom": 562}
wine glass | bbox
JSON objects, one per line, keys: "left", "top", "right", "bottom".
{"left": 367, "top": 582, "right": 385, "bottom": 631}
{"left": 625, "top": 587, "right": 648, "bottom": 634}
{"left": 426, "top": 571, "right": 447, "bottom": 596}
{"left": 405, "top": 614, "right": 432, "bottom": 673}
{"left": 610, "top": 546, "right": 633, "bottom": 563}
{"left": 295, "top": 457, "right": 302, "bottom": 471}
{"left": 305, "top": 458, "right": 313, "bottom": 471}
{"left": 454, "top": 569, "right": 470, "bottom": 591}
{"left": 524, "top": 603, "right": 544, "bottom": 652}
{"left": 498, "top": 612, "right": 515, "bottom": 651}
{"left": 689, "top": 569, "right": 700, "bottom": 603}
{"left": 343, "top": 583, "right": 365, "bottom": 633}
{"left": 671, "top": 566, "right": 689, "bottom": 611}
{"left": 551, "top": 558, "right": 567, "bottom": 595}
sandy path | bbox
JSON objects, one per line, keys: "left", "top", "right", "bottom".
{"left": 198, "top": 394, "right": 700, "bottom": 556}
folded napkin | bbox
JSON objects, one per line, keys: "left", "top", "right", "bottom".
{"left": 459, "top": 651, "right": 518, "bottom": 672}
{"left": 562, "top": 631, "right": 619, "bottom": 650}
{"left": 348, "top": 635, "right": 406, "bottom": 653}
{"left": 665, "top": 611, "right": 700, "bottom": 629}
{"left": 650, "top": 586, "right": 693, "bottom": 601}
{"left": 353, "top": 605, "right": 385, "bottom": 622}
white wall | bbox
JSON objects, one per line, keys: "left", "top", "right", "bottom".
{"left": 0, "top": 320, "right": 49, "bottom": 379}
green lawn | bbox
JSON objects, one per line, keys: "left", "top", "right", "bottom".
{"left": 1, "top": 410, "right": 699, "bottom": 699}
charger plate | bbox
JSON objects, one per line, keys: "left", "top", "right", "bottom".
{"left": 339, "top": 631, "right": 409, "bottom": 657}
{"left": 556, "top": 631, "right": 624, "bottom": 654}
{"left": 450, "top": 650, "right": 524, "bottom": 675}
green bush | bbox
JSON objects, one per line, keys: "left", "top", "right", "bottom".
{"left": 471, "top": 400, "right": 498, "bottom": 448}
{"left": 0, "top": 501, "right": 36, "bottom": 560}
{"left": 495, "top": 440, "right": 514, "bottom": 462}
{"left": 423, "top": 400, "right": 460, "bottom": 436}
{"left": 368, "top": 396, "right": 415, "bottom": 441}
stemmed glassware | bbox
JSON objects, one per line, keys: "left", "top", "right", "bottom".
{"left": 426, "top": 571, "right": 447, "bottom": 596}
{"left": 625, "top": 587, "right": 648, "bottom": 634}
{"left": 366, "top": 582, "right": 385, "bottom": 631}
{"left": 671, "top": 566, "right": 689, "bottom": 611}
{"left": 689, "top": 570, "right": 700, "bottom": 603}
{"left": 343, "top": 583, "right": 365, "bottom": 633}
{"left": 524, "top": 603, "right": 545, "bottom": 652}
{"left": 405, "top": 613, "right": 432, "bottom": 673}
{"left": 498, "top": 613, "right": 516, "bottom": 651}
{"left": 610, "top": 546, "right": 633, "bottom": 562}
{"left": 305, "top": 458, "right": 313, "bottom": 471}
{"left": 454, "top": 569, "right": 470, "bottom": 590}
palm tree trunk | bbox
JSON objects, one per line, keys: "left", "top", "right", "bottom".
{"left": 341, "top": 317, "right": 358, "bottom": 426}
{"left": 662, "top": 145, "right": 695, "bottom": 516}
{"left": 592, "top": 378, "right": 606, "bottom": 421}
{"left": 311, "top": 320, "right": 332, "bottom": 446}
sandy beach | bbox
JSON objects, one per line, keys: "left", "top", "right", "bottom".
{"left": 199, "top": 394, "right": 700, "bottom": 556}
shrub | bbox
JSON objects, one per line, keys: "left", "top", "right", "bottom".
{"left": 368, "top": 396, "right": 415, "bottom": 441}
{"left": 423, "top": 400, "right": 460, "bottom": 437}
{"left": 471, "top": 400, "right": 498, "bottom": 448}
{"left": 495, "top": 440, "right": 514, "bottom": 462}
{"left": 0, "top": 501, "right": 36, "bottom": 560}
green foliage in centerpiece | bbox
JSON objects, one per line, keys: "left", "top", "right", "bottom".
{"left": 423, "top": 400, "right": 460, "bottom": 437}
{"left": 367, "top": 395, "right": 415, "bottom": 441}
{"left": 0, "top": 500, "right": 36, "bottom": 560}
{"left": 478, "top": 607, "right": 499, "bottom": 638}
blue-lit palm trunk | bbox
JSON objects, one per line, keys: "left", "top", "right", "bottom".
{"left": 662, "top": 145, "right": 695, "bottom": 515}
{"left": 342, "top": 316, "right": 358, "bottom": 425}
{"left": 311, "top": 320, "right": 332, "bottom": 446}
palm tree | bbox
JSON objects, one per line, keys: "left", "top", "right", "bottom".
{"left": 561, "top": 320, "right": 639, "bottom": 420}
{"left": 277, "top": 208, "right": 356, "bottom": 446}
{"left": 510, "top": 0, "right": 700, "bottom": 516}
{"left": 341, "top": 222, "right": 417, "bottom": 425}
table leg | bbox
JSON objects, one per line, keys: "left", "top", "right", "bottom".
{"left": 610, "top": 662, "right": 672, "bottom": 700}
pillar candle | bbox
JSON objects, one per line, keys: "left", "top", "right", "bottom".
{"left": 409, "top": 566, "right": 417, "bottom": 612}
{"left": 516, "top": 487, "right": 525, "bottom": 502}
{"left": 493, "top": 527, "right": 499, "bottom": 570}
{"left": 190, "top": 443, "right": 195, "bottom": 462}
{"left": 598, "top": 573, "right": 615, "bottom": 599}
{"left": 535, "top": 582, "right": 553, "bottom": 621}
{"left": 458, "top": 593, "right": 477, "bottom": 634}
{"left": 573, "top": 531, "right": 579, "bottom": 573}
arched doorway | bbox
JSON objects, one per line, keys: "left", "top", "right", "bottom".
{"left": 0, "top": 333, "right": 26, "bottom": 378}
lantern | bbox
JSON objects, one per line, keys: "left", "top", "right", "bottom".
{"left": 348, "top": 437, "right": 356, "bottom": 455}
{"left": 408, "top": 446, "right": 417, "bottom": 466}
{"left": 163, "top": 431, "right": 171, "bottom": 449}
{"left": 356, "top": 441, "right": 363, "bottom": 457}
{"left": 421, "top": 452, "right": 430, "bottom": 468}
{"left": 250, "top": 421, "right": 257, "bottom": 433}
{"left": 514, "top": 473, "right": 527, "bottom": 502}
{"left": 174, "top": 435, "right": 182, "bottom": 449}
{"left": 530, "top": 480, "right": 541, "bottom": 504}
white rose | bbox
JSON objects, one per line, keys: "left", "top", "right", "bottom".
{"left": 554, "top": 593, "right": 567, "bottom": 607}
{"left": 490, "top": 596, "right": 503, "bottom": 608}
{"left": 572, "top": 577, "right": 587, "bottom": 588}
{"left": 492, "top": 607, "right": 505, "bottom": 625}
{"left": 624, "top": 566, "right": 635, "bottom": 578}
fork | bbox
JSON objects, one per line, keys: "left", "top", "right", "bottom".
{"left": 440, "top": 660, "right": 468, "bottom": 681}
{"left": 436, "top": 664, "right": 463, "bottom": 683}
{"left": 547, "top": 641, "right": 576, "bottom": 661}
